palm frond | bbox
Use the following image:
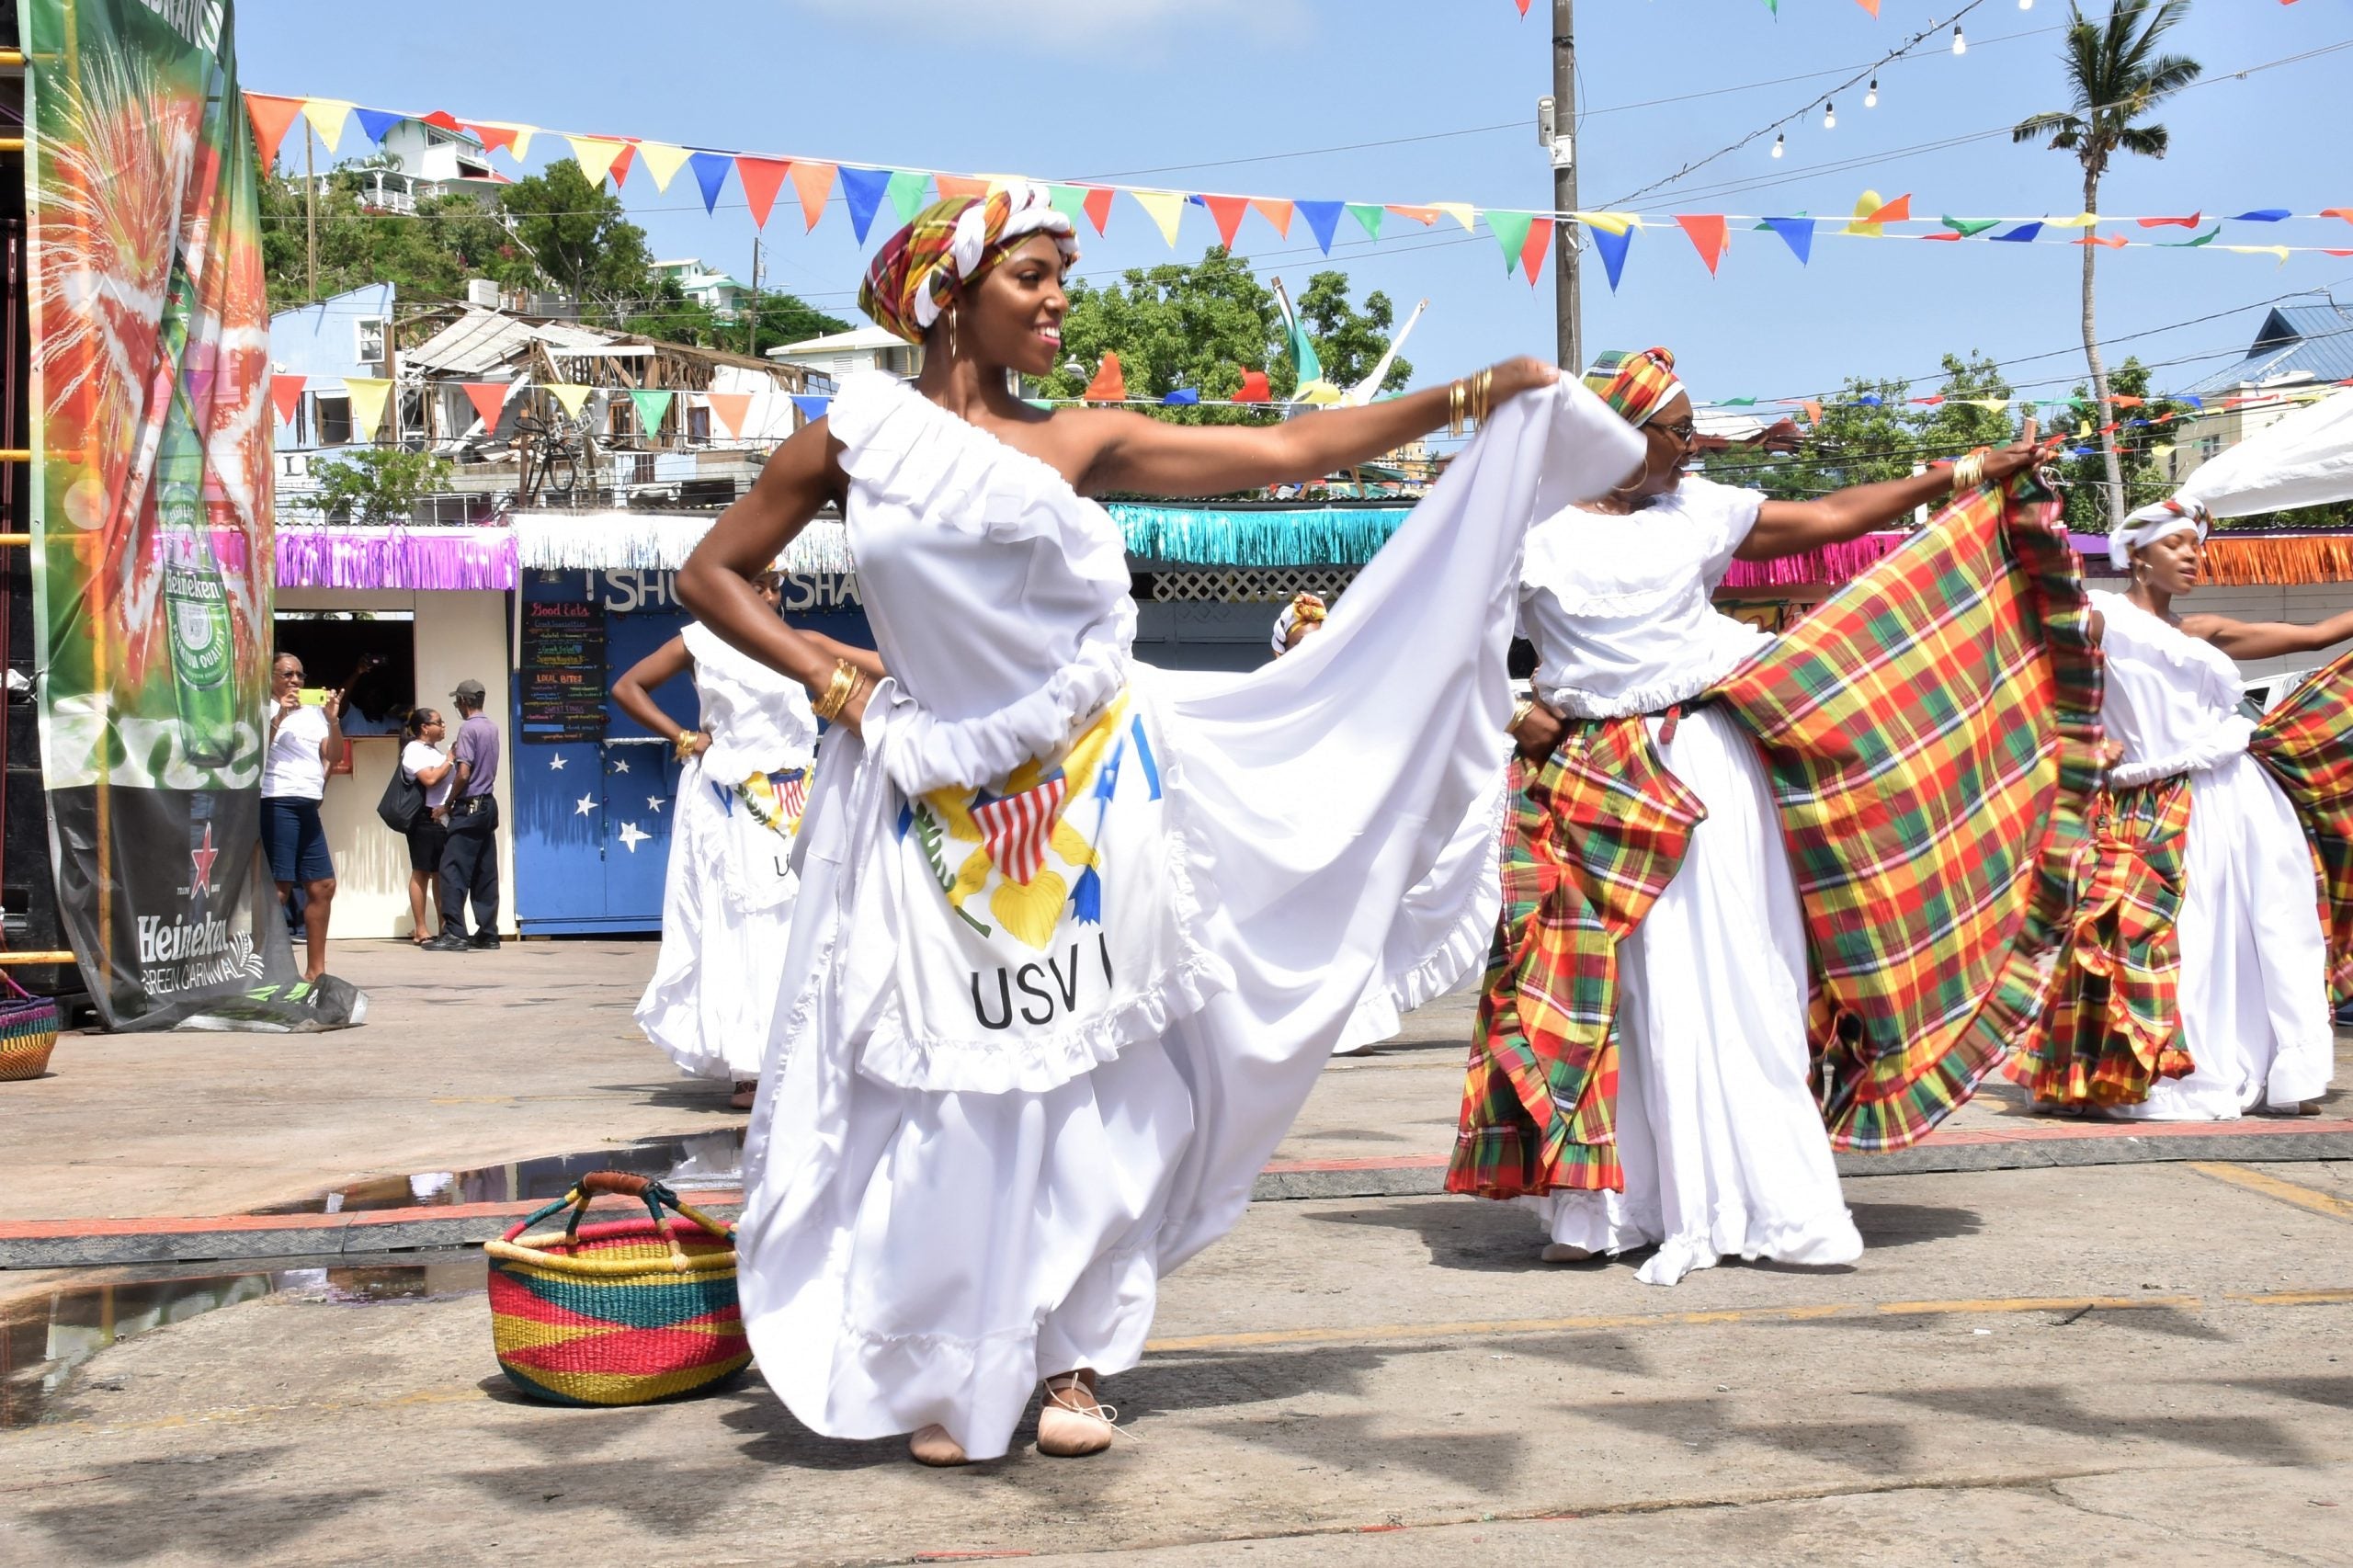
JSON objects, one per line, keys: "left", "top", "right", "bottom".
{"left": 2115, "top": 123, "right": 2169, "bottom": 160}
{"left": 2013, "top": 110, "right": 2086, "bottom": 148}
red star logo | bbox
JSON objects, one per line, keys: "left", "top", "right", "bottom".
{"left": 190, "top": 824, "right": 219, "bottom": 892}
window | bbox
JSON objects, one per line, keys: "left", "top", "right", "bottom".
{"left": 313, "top": 393, "right": 352, "bottom": 447}
{"left": 687, "top": 404, "right": 711, "bottom": 442}
{"left": 355, "top": 318, "right": 386, "bottom": 368}
{"left": 271, "top": 610, "right": 420, "bottom": 750}
{"left": 608, "top": 399, "right": 634, "bottom": 441}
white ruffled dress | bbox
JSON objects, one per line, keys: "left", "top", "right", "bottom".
{"left": 734, "top": 372, "right": 1639, "bottom": 1458}
{"left": 1512, "top": 476, "right": 1865, "bottom": 1287}
{"left": 2093, "top": 592, "right": 2334, "bottom": 1119}
{"left": 634, "top": 623, "right": 818, "bottom": 1081}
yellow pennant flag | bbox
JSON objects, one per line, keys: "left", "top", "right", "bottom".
{"left": 340, "top": 376, "right": 392, "bottom": 437}
{"left": 545, "top": 383, "right": 596, "bottom": 420}
{"left": 635, "top": 141, "right": 693, "bottom": 192}
{"left": 567, "top": 136, "right": 629, "bottom": 188}
{"left": 1575, "top": 210, "right": 1640, "bottom": 236}
{"left": 301, "top": 98, "right": 354, "bottom": 153}
{"left": 1295, "top": 380, "right": 1346, "bottom": 407}
{"left": 2221, "top": 244, "right": 2293, "bottom": 265}
{"left": 1131, "top": 190, "right": 1187, "bottom": 247}
{"left": 1845, "top": 190, "right": 1887, "bottom": 238}
{"left": 1967, "top": 398, "right": 2009, "bottom": 412}
{"left": 2048, "top": 212, "right": 2099, "bottom": 229}
{"left": 1432, "top": 202, "right": 1479, "bottom": 233}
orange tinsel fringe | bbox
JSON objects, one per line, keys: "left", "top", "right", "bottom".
{"left": 2201, "top": 535, "right": 2353, "bottom": 587}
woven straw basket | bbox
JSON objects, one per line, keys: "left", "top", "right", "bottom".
{"left": 484, "top": 1172, "right": 750, "bottom": 1406}
{"left": 0, "top": 971, "right": 61, "bottom": 1082}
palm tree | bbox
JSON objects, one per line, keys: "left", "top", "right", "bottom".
{"left": 2013, "top": 1, "right": 2200, "bottom": 527}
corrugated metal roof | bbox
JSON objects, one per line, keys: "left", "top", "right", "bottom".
{"left": 2186, "top": 302, "right": 2353, "bottom": 395}
{"left": 403, "top": 309, "right": 630, "bottom": 375}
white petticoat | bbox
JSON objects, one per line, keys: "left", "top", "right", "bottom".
{"left": 1334, "top": 765, "right": 1507, "bottom": 1054}
{"left": 2108, "top": 751, "right": 2334, "bottom": 1120}
{"left": 1518, "top": 706, "right": 1863, "bottom": 1286}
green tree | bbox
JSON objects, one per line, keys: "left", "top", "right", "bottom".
{"left": 2049, "top": 356, "right": 2197, "bottom": 531}
{"left": 2012, "top": 1, "right": 2201, "bottom": 526}
{"left": 289, "top": 449, "right": 454, "bottom": 526}
{"left": 259, "top": 170, "right": 530, "bottom": 311}
{"left": 498, "top": 159, "right": 656, "bottom": 312}
{"left": 1294, "top": 272, "right": 1412, "bottom": 394}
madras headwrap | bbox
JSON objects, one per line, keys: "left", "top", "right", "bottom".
{"left": 858, "top": 180, "right": 1081, "bottom": 345}
{"left": 2018, "top": 778, "right": 2196, "bottom": 1107}
{"left": 2250, "top": 645, "right": 2353, "bottom": 1006}
{"left": 1449, "top": 733, "right": 1704, "bottom": 1199}
{"left": 1269, "top": 593, "right": 1328, "bottom": 653}
{"left": 1582, "top": 347, "right": 1686, "bottom": 428}
{"left": 1710, "top": 472, "right": 2101, "bottom": 1150}
{"left": 2109, "top": 496, "right": 2211, "bottom": 570}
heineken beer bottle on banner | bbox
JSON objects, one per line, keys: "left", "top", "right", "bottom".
{"left": 156, "top": 265, "right": 241, "bottom": 771}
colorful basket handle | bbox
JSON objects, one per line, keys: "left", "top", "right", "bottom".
{"left": 499, "top": 1170, "right": 734, "bottom": 1249}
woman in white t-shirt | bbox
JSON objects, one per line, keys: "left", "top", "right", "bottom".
{"left": 399, "top": 708, "right": 458, "bottom": 944}
{"left": 262, "top": 652, "right": 348, "bottom": 982}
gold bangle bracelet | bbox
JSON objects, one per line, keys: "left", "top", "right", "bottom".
{"left": 812, "top": 660, "right": 858, "bottom": 722}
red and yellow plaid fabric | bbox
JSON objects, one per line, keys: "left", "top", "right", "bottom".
{"left": 1710, "top": 477, "right": 2100, "bottom": 1151}
{"left": 2022, "top": 779, "right": 2196, "bottom": 1107}
{"left": 2251, "top": 645, "right": 2353, "bottom": 1006}
{"left": 1581, "top": 347, "right": 1683, "bottom": 428}
{"left": 1449, "top": 731, "right": 1704, "bottom": 1199}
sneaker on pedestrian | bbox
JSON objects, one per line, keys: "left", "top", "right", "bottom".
{"left": 467, "top": 934, "right": 501, "bottom": 950}
{"left": 420, "top": 932, "right": 471, "bottom": 953}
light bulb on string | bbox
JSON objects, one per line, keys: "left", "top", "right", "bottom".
{"left": 1952, "top": 26, "right": 1967, "bottom": 55}
{"left": 1771, "top": 133, "right": 1785, "bottom": 159}
{"left": 1865, "top": 78, "right": 1879, "bottom": 108}
{"left": 1823, "top": 100, "right": 1836, "bottom": 130}
{"left": 2019, "top": 0, "right": 2032, "bottom": 9}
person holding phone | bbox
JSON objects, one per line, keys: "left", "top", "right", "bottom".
{"left": 398, "top": 708, "right": 457, "bottom": 945}
{"left": 261, "top": 651, "right": 347, "bottom": 981}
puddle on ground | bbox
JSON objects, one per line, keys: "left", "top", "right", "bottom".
{"left": 249, "top": 1128, "right": 748, "bottom": 1215}
{"left": 2, "top": 1253, "right": 486, "bottom": 1428}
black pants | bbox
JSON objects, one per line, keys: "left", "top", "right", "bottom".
{"left": 438, "top": 798, "right": 500, "bottom": 937}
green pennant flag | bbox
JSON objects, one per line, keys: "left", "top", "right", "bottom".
{"left": 2162, "top": 224, "right": 2221, "bottom": 247}
{"left": 1939, "top": 216, "right": 2002, "bottom": 237}
{"left": 1347, "top": 203, "right": 1383, "bottom": 242}
{"left": 886, "top": 170, "right": 931, "bottom": 222}
{"left": 1048, "top": 185, "right": 1088, "bottom": 232}
{"left": 629, "top": 388, "right": 675, "bottom": 437}
{"left": 1722, "top": 396, "right": 1757, "bottom": 407}
{"left": 1488, "top": 210, "right": 1534, "bottom": 271}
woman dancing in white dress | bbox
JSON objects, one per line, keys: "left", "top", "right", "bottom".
{"left": 676, "top": 185, "right": 1639, "bottom": 1465}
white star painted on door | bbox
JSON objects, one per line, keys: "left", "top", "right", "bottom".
{"left": 574, "top": 794, "right": 597, "bottom": 817}
{"left": 548, "top": 754, "right": 567, "bottom": 771}
{"left": 618, "top": 822, "right": 651, "bottom": 853}
{"left": 610, "top": 756, "right": 631, "bottom": 774}
{"left": 647, "top": 795, "right": 665, "bottom": 812}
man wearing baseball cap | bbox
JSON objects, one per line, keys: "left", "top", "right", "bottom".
{"left": 424, "top": 677, "right": 503, "bottom": 951}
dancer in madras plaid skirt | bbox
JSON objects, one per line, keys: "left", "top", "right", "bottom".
{"left": 2040, "top": 502, "right": 2352, "bottom": 1119}
{"left": 1461, "top": 347, "right": 2061, "bottom": 1286}
{"left": 614, "top": 573, "right": 840, "bottom": 1109}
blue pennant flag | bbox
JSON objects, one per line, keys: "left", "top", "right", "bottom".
{"left": 1857, "top": 394, "right": 1883, "bottom": 406}
{"left": 1991, "top": 222, "right": 2044, "bottom": 243}
{"left": 790, "top": 395, "right": 831, "bottom": 421}
{"left": 1589, "top": 223, "right": 1633, "bottom": 291}
{"left": 2229, "top": 210, "right": 2292, "bottom": 222}
{"left": 353, "top": 108, "right": 405, "bottom": 145}
{"left": 1162, "top": 389, "right": 1200, "bottom": 406}
{"left": 1762, "top": 216, "right": 1814, "bottom": 266}
{"left": 1297, "top": 200, "right": 1345, "bottom": 256}
{"left": 839, "top": 167, "right": 893, "bottom": 244}
{"left": 688, "top": 151, "right": 733, "bottom": 215}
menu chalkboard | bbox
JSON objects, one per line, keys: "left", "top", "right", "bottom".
{"left": 519, "top": 600, "right": 608, "bottom": 744}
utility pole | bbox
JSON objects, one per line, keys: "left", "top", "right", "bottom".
{"left": 1552, "top": 0, "right": 1581, "bottom": 374}
{"left": 745, "top": 237, "right": 762, "bottom": 359}
{"left": 303, "top": 123, "right": 318, "bottom": 303}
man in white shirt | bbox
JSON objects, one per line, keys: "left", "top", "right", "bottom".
{"left": 260, "top": 652, "right": 347, "bottom": 981}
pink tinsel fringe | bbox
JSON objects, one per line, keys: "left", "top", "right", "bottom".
{"left": 1719, "top": 530, "right": 1905, "bottom": 591}
{"left": 274, "top": 527, "right": 517, "bottom": 591}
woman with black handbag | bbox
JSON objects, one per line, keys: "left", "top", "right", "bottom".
{"left": 390, "top": 708, "right": 456, "bottom": 945}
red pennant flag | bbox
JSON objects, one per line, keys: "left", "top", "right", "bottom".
{"left": 1519, "top": 217, "right": 1554, "bottom": 286}
{"left": 267, "top": 373, "right": 306, "bottom": 425}
{"left": 245, "top": 93, "right": 304, "bottom": 167}
{"left": 461, "top": 382, "right": 510, "bottom": 432}
{"left": 1911, "top": 394, "right": 1945, "bottom": 407}
{"left": 1251, "top": 199, "right": 1295, "bottom": 239}
{"left": 1080, "top": 187, "right": 1115, "bottom": 235}
{"left": 1084, "top": 352, "right": 1127, "bottom": 403}
{"left": 736, "top": 156, "right": 790, "bottom": 228}
{"left": 2323, "top": 209, "right": 2353, "bottom": 224}
{"left": 2110, "top": 395, "right": 2145, "bottom": 408}
{"left": 2138, "top": 211, "right": 2201, "bottom": 228}
{"left": 1855, "top": 0, "right": 1880, "bottom": 14}
{"left": 790, "top": 161, "right": 837, "bottom": 231}
{"left": 1923, "top": 233, "right": 1962, "bottom": 242}
{"left": 935, "top": 176, "right": 989, "bottom": 201}
{"left": 1385, "top": 205, "right": 1440, "bottom": 226}
{"left": 1862, "top": 194, "right": 1912, "bottom": 224}
{"left": 2328, "top": 250, "right": 2353, "bottom": 258}
{"left": 1202, "top": 195, "right": 1250, "bottom": 248}
{"left": 1802, "top": 399, "right": 1824, "bottom": 426}
{"left": 466, "top": 122, "right": 518, "bottom": 156}
{"left": 2073, "top": 233, "right": 2129, "bottom": 249}
{"left": 420, "top": 109, "right": 463, "bottom": 131}
{"left": 1674, "top": 214, "right": 1729, "bottom": 275}
{"left": 1235, "top": 368, "right": 1272, "bottom": 403}
{"left": 608, "top": 142, "right": 636, "bottom": 188}
{"left": 705, "top": 392, "right": 754, "bottom": 439}
{"left": 1517, "top": 0, "right": 1531, "bottom": 13}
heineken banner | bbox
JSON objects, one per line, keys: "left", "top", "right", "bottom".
{"left": 21, "top": 0, "right": 359, "bottom": 1028}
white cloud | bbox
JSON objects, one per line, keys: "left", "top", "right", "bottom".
{"left": 796, "top": 0, "right": 1309, "bottom": 51}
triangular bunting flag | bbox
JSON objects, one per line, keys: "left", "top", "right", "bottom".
{"left": 267, "top": 374, "right": 306, "bottom": 426}
{"left": 244, "top": 94, "right": 303, "bottom": 167}
{"left": 688, "top": 152, "right": 733, "bottom": 215}
{"left": 628, "top": 388, "right": 674, "bottom": 437}
{"left": 842, "top": 167, "right": 893, "bottom": 243}
{"left": 1084, "top": 352, "right": 1127, "bottom": 403}
{"left": 2324, "top": 209, "right": 2353, "bottom": 224}
{"left": 1519, "top": 218, "right": 1554, "bottom": 286}
{"left": 546, "top": 383, "right": 596, "bottom": 420}
{"left": 2138, "top": 211, "right": 2200, "bottom": 228}
{"left": 2230, "top": 210, "right": 2290, "bottom": 222}
{"left": 1201, "top": 195, "right": 1250, "bottom": 248}
{"left": 1939, "top": 216, "right": 2001, "bottom": 237}
{"left": 1385, "top": 205, "right": 1440, "bottom": 226}
{"left": 468, "top": 121, "right": 526, "bottom": 158}
{"left": 1433, "top": 202, "right": 1479, "bottom": 233}
{"left": 608, "top": 142, "right": 637, "bottom": 187}
{"left": 2048, "top": 213, "right": 2098, "bottom": 229}
{"left": 1992, "top": 222, "right": 2043, "bottom": 243}
{"left": 736, "top": 156, "right": 790, "bottom": 228}
{"left": 1049, "top": 184, "right": 1089, "bottom": 232}
{"left": 1845, "top": 191, "right": 1891, "bottom": 237}
{"left": 1162, "top": 389, "right": 1200, "bottom": 406}
{"left": 420, "top": 110, "right": 461, "bottom": 131}
{"left": 1081, "top": 187, "right": 1115, "bottom": 236}
{"left": 1763, "top": 217, "right": 1814, "bottom": 265}
{"left": 886, "top": 171, "right": 931, "bottom": 222}
{"left": 790, "top": 160, "right": 837, "bottom": 231}
{"left": 1251, "top": 199, "right": 1294, "bottom": 238}
{"left": 1674, "top": 214, "right": 1729, "bottom": 275}
{"left": 1590, "top": 223, "right": 1633, "bottom": 291}
{"left": 1235, "top": 369, "right": 1272, "bottom": 403}
{"left": 636, "top": 142, "right": 692, "bottom": 192}
{"left": 352, "top": 108, "right": 404, "bottom": 145}
{"left": 2073, "top": 233, "right": 2129, "bottom": 249}
{"left": 1577, "top": 210, "right": 1639, "bottom": 235}
{"left": 705, "top": 392, "right": 754, "bottom": 438}
{"left": 1299, "top": 201, "right": 1346, "bottom": 255}
{"left": 301, "top": 98, "right": 354, "bottom": 153}
{"left": 1347, "top": 204, "right": 1384, "bottom": 242}
{"left": 1489, "top": 210, "right": 1535, "bottom": 271}
{"left": 567, "top": 135, "right": 629, "bottom": 188}
{"left": 1802, "top": 399, "right": 1824, "bottom": 426}
{"left": 460, "top": 381, "right": 511, "bottom": 433}
{"left": 790, "top": 395, "right": 831, "bottom": 422}
{"left": 341, "top": 376, "right": 392, "bottom": 437}
{"left": 1132, "top": 190, "right": 1187, "bottom": 246}
{"left": 1862, "top": 193, "right": 1911, "bottom": 225}
{"left": 2220, "top": 244, "right": 2292, "bottom": 265}
{"left": 935, "top": 176, "right": 989, "bottom": 201}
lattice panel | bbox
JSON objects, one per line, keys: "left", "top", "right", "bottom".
{"left": 1149, "top": 567, "right": 1358, "bottom": 603}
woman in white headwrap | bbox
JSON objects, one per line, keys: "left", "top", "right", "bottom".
{"left": 2040, "top": 499, "right": 2353, "bottom": 1119}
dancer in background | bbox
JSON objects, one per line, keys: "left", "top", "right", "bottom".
{"left": 613, "top": 572, "right": 831, "bottom": 1110}
{"left": 677, "top": 184, "right": 1640, "bottom": 1467}
{"left": 2029, "top": 500, "right": 2349, "bottom": 1119}
{"left": 1464, "top": 347, "right": 2060, "bottom": 1286}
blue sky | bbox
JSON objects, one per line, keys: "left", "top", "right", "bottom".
{"left": 235, "top": 0, "right": 2348, "bottom": 410}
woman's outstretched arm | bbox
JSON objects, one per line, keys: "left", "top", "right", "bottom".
{"left": 2184, "top": 606, "right": 2353, "bottom": 664}
{"left": 1737, "top": 424, "right": 2060, "bottom": 562}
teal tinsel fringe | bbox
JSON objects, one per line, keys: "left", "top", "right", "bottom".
{"left": 1109, "top": 506, "right": 1411, "bottom": 567}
